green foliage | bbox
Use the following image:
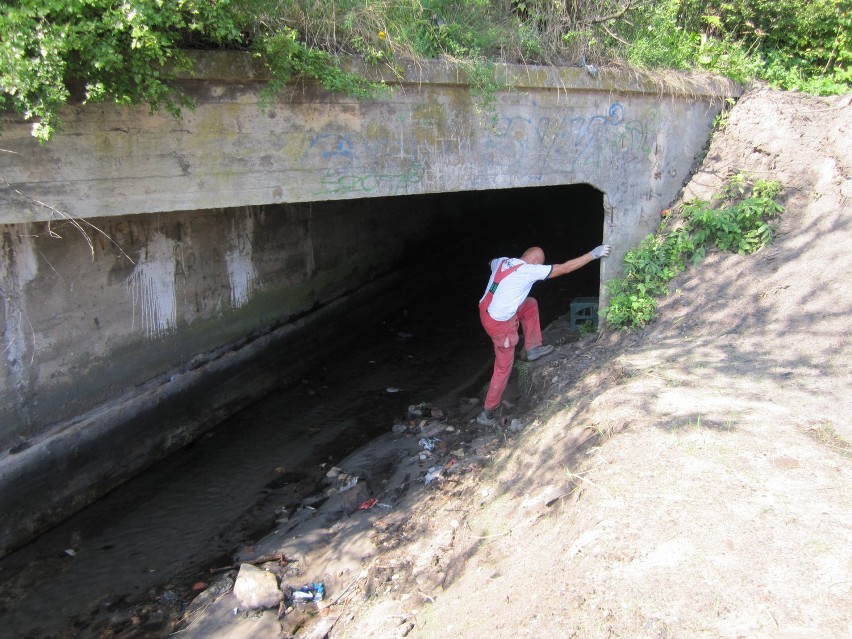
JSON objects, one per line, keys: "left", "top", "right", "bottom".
{"left": 604, "top": 278, "right": 659, "bottom": 329}
{"left": 255, "top": 28, "right": 385, "bottom": 108}
{"left": 604, "top": 174, "right": 783, "bottom": 329}
{"left": 515, "top": 359, "right": 531, "bottom": 391}
{"left": 577, "top": 319, "right": 598, "bottom": 336}
{"left": 715, "top": 0, "right": 852, "bottom": 94}
{"left": 464, "top": 58, "right": 510, "bottom": 128}
{"left": 409, "top": 0, "right": 508, "bottom": 59}
{"left": 622, "top": 0, "right": 703, "bottom": 69}
{"left": 618, "top": 0, "right": 851, "bottom": 93}
{"left": 712, "top": 97, "right": 737, "bottom": 129}
{"left": 682, "top": 177, "right": 783, "bottom": 256}
{"left": 0, "top": 0, "right": 244, "bottom": 142}
{"left": 604, "top": 225, "right": 692, "bottom": 329}
{"left": 2, "top": 0, "right": 848, "bottom": 142}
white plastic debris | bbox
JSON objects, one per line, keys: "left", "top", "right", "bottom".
{"left": 423, "top": 467, "right": 442, "bottom": 484}
{"left": 338, "top": 476, "right": 359, "bottom": 493}
{"left": 418, "top": 437, "right": 438, "bottom": 451}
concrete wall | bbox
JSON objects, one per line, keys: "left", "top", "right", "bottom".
{"left": 0, "top": 53, "right": 739, "bottom": 554}
{"left": 0, "top": 52, "right": 740, "bottom": 268}
{"left": 0, "top": 196, "right": 459, "bottom": 555}
{"left": 1, "top": 199, "right": 454, "bottom": 442}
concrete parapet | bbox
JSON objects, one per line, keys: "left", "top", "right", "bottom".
{"left": 0, "top": 52, "right": 740, "bottom": 290}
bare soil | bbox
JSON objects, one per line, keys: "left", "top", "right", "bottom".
{"left": 175, "top": 85, "right": 852, "bottom": 639}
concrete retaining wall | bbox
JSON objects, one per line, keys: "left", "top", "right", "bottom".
{"left": 0, "top": 196, "right": 459, "bottom": 555}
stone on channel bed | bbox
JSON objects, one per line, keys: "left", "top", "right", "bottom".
{"left": 233, "top": 563, "right": 282, "bottom": 610}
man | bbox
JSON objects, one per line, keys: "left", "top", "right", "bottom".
{"left": 477, "top": 244, "right": 612, "bottom": 426}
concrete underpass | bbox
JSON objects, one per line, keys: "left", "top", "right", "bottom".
{"left": 0, "top": 54, "right": 740, "bottom": 565}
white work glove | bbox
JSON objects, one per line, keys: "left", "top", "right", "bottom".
{"left": 590, "top": 244, "right": 611, "bottom": 259}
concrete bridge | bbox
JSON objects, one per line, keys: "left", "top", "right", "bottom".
{"left": 0, "top": 52, "right": 739, "bottom": 554}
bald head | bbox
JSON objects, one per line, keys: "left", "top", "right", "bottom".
{"left": 521, "top": 246, "right": 545, "bottom": 265}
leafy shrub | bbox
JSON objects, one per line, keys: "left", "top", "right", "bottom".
{"left": 603, "top": 278, "right": 659, "bottom": 329}
{"left": 578, "top": 319, "right": 598, "bottom": 336}
{"left": 0, "top": 0, "right": 244, "bottom": 142}
{"left": 622, "top": 0, "right": 702, "bottom": 69}
{"left": 615, "top": 0, "right": 850, "bottom": 94}
{"left": 604, "top": 174, "right": 783, "bottom": 329}
{"left": 683, "top": 177, "right": 783, "bottom": 258}
{"left": 256, "top": 28, "right": 385, "bottom": 108}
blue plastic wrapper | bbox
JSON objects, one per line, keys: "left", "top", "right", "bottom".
{"left": 291, "top": 582, "right": 325, "bottom": 603}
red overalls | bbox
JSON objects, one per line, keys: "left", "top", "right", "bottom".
{"left": 479, "top": 260, "right": 544, "bottom": 412}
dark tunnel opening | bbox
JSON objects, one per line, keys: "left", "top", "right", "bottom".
{"left": 456, "top": 182, "right": 604, "bottom": 278}
{"left": 454, "top": 183, "right": 605, "bottom": 319}
{"left": 391, "top": 182, "right": 606, "bottom": 331}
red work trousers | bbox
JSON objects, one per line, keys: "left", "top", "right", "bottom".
{"left": 479, "top": 297, "right": 543, "bottom": 412}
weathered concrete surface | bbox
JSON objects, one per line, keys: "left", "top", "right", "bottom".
{"left": 0, "top": 52, "right": 741, "bottom": 274}
{"left": 0, "top": 197, "right": 459, "bottom": 555}
{"left": 0, "top": 53, "right": 740, "bottom": 555}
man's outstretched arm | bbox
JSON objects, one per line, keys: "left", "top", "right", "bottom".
{"left": 548, "top": 245, "right": 611, "bottom": 279}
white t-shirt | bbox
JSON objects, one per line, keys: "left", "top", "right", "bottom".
{"left": 479, "top": 258, "right": 552, "bottom": 321}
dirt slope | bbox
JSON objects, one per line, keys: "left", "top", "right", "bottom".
{"left": 328, "top": 85, "right": 852, "bottom": 638}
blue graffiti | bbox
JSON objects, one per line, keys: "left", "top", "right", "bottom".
{"left": 483, "top": 115, "right": 534, "bottom": 164}
{"left": 302, "top": 101, "right": 646, "bottom": 196}
{"left": 308, "top": 134, "right": 354, "bottom": 160}
{"left": 574, "top": 102, "right": 624, "bottom": 157}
